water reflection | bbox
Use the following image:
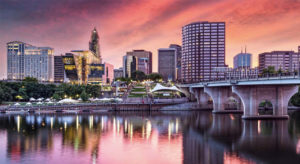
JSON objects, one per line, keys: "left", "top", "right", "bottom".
{"left": 0, "top": 111, "right": 300, "bottom": 163}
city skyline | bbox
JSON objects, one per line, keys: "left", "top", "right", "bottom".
{"left": 1, "top": 0, "right": 300, "bottom": 79}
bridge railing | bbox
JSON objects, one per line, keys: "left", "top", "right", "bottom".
{"left": 179, "top": 72, "right": 300, "bottom": 85}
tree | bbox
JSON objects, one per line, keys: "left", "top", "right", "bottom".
{"left": 52, "top": 93, "right": 61, "bottom": 101}
{"left": 17, "top": 87, "right": 28, "bottom": 101}
{"left": 0, "top": 88, "right": 5, "bottom": 104}
{"left": 23, "top": 77, "right": 38, "bottom": 83}
{"left": 80, "top": 90, "right": 89, "bottom": 102}
{"left": 147, "top": 73, "right": 163, "bottom": 82}
{"left": 262, "top": 66, "right": 276, "bottom": 75}
{"left": 86, "top": 85, "right": 101, "bottom": 98}
{"left": 115, "top": 77, "right": 132, "bottom": 85}
{"left": 131, "top": 71, "right": 146, "bottom": 81}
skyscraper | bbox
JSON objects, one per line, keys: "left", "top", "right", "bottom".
{"left": 158, "top": 48, "right": 176, "bottom": 81}
{"left": 169, "top": 44, "right": 182, "bottom": 80}
{"left": 7, "top": 41, "right": 54, "bottom": 81}
{"left": 182, "top": 22, "right": 226, "bottom": 82}
{"left": 89, "top": 27, "right": 102, "bottom": 63}
{"left": 123, "top": 50, "right": 152, "bottom": 77}
{"left": 54, "top": 55, "right": 65, "bottom": 83}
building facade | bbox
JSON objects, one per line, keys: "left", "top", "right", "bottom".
{"left": 158, "top": 48, "right": 176, "bottom": 81}
{"left": 123, "top": 50, "right": 152, "bottom": 77}
{"left": 62, "top": 50, "right": 102, "bottom": 84}
{"left": 114, "top": 68, "right": 123, "bottom": 80}
{"left": 182, "top": 22, "right": 226, "bottom": 82}
{"left": 233, "top": 52, "right": 252, "bottom": 69}
{"left": 54, "top": 55, "right": 65, "bottom": 83}
{"left": 169, "top": 44, "right": 182, "bottom": 80}
{"left": 102, "top": 62, "right": 114, "bottom": 85}
{"left": 258, "top": 47, "right": 300, "bottom": 73}
{"left": 89, "top": 27, "right": 102, "bottom": 63}
{"left": 7, "top": 41, "right": 53, "bottom": 81}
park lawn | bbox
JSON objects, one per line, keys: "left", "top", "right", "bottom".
{"left": 131, "top": 88, "right": 146, "bottom": 92}
{"left": 128, "top": 93, "right": 147, "bottom": 98}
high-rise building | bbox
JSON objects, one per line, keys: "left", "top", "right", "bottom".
{"left": 114, "top": 68, "right": 123, "bottom": 80}
{"left": 158, "top": 48, "right": 176, "bottom": 81}
{"left": 54, "top": 55, "right": 65, "bottom": 83}
{"left": 102, "top": 62, "right": 114, "bottom": 85}
{"left": 89, "top": 27, "right": 102, "bottom": 63}
{"left": 233, "top": 52, "right": 252, "bottom": 69}
{"left": 123, "top": 50, "right": 152, "bottom": 77}
{"left": 182, "top": 22, "right": 226, "bottom": 82}
{"left": 7, "top": 41, "right": 54, "bottom": 81}
{"left": 62, "top": 50, "right": 102, "bottom": 84}
{"left": 169, "top": 44, "right": 182, "bottom": 80}
{"left": 258, "top": 47, "right": 300, "bottom": 73}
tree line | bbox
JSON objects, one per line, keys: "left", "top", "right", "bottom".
{"left": 115, "top": 71, "right": 163, "bottom": 84}
{"left": 0, "top": 77, "right": 101, "bottom": 104}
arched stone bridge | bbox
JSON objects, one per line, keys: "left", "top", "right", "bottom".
{"left": 178, "top": 76, "right": 300, "bottom": 119}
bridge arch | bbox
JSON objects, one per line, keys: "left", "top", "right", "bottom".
{"left": 204, "top": 86, "right": 243, "bottom": 112}
{"left": 232, "top": 85, "right": 299, "bottom": 119}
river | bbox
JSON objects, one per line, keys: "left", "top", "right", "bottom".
{"left": 0, "top": 111, "right": 300, "bottom": 164}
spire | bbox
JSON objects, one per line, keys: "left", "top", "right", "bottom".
{"left": 89, "top": 27, "right": 101, "bottom": 62}
{"left": 245, "top": 45, "right": 247, "bottom": 53}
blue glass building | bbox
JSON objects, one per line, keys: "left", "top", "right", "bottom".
{"left": 233, "top": 53, "right": 252, "bottom": 69}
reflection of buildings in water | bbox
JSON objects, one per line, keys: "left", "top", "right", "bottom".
{"left": 121, "top": 117, "right": 181, "bottom": 142}
{"left": 236, "top": 120, "right": 300, "bottom": 163}
{"left": 182, "top": 113, "right": 254, "bottom": 164}
{"left": 183, "top": 128, "right": 224, "bottom": 164}
{"left": 5, "top": 115, "right": 53, "bottom": 160}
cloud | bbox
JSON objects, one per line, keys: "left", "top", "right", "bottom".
{"left": 1, "top": 0, "right": 300, "bottom": 78}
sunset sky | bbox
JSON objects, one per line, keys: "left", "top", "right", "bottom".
{"left": 1, "top": 0, "right": 300, "bottom": 79}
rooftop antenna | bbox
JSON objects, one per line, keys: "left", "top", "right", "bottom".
{"left": 245, "top": 45, "right": 247, "bottom": 53}
{"left": 241, "top": 47, "right": 243, "bottom": 53}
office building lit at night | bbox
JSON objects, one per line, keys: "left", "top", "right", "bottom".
{"left": 7, "top": 41, "right": 54, "bottom": 81}
{"left": 181, "top": 22, "right": 226, "bottom": 82}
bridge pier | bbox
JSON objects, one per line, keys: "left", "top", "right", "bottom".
{"left": 193, "top": 88, "right": 211, "bottom": 109}
{"left": 204, "top": 86, "right": 232, "bottom": 113}
{"left": 232, "top": 85, "right": 298, "bottom": 119}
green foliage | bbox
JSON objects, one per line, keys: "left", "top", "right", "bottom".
{"left": 262, "top": 66, "right": 276, "bottom": 75}
{"left": 0, "top": 87, "right": 4, "bottom": 104}
{"left": 147, "top": 73, "right": 163, "bottom": 82}
{"left": 131, "top": 71, "right": 146, "bottom": 81}
{"left": 23, "top": 77, "right": 38, "bottom": 83}
{"left": 115, "top": 77, "right": 132, "bottom": 85}
{"left": 0, "top": 80, "right": 101, "bottom": 103}
{"left": 52, "top": 93, "right": 61, "bottom": 101}
{"left": 80, "top": 90, "right": 89, "bottom": 101}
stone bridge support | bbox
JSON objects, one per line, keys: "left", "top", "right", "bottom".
{"left": 204, "top": 86, "right": 242, "bottom": 113}
{"left": 180, "top": 87, "right": 196, "bottom": 101}
{"left": 192, "top": 88, "right": 211, "bottom": 109}
{"left": 232, "top": 85, "right": 298, "bottom": 119}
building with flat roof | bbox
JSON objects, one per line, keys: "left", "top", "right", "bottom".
{"left": 114, "top": 68, "right": 123, "bottom": 80}
{"left": 102, "top": 62, "right": 114, "bottom": 85}
{"left": 169, "top": 44, "right": 182, "bottom": 80}
{"left": 181, "top": 21, "right": 226, "bottom": 82}
{"left": 158, "top": 48, "right": 176, "bottom": 81}
{"left": 123, "top": 50, "right": 152, "bottom": 78}
{"left": 7, "top": 41, "right": 54, "bottom": 81}
{"left": 54, "top": 55, "right": 65, "bottom": 83}
{"left": 258, "top": 46, "right": 300, "bottom": 73}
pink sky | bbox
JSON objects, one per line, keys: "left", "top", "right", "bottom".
{"left": 1, "top": 0, "right": 300, "bottom": 79}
